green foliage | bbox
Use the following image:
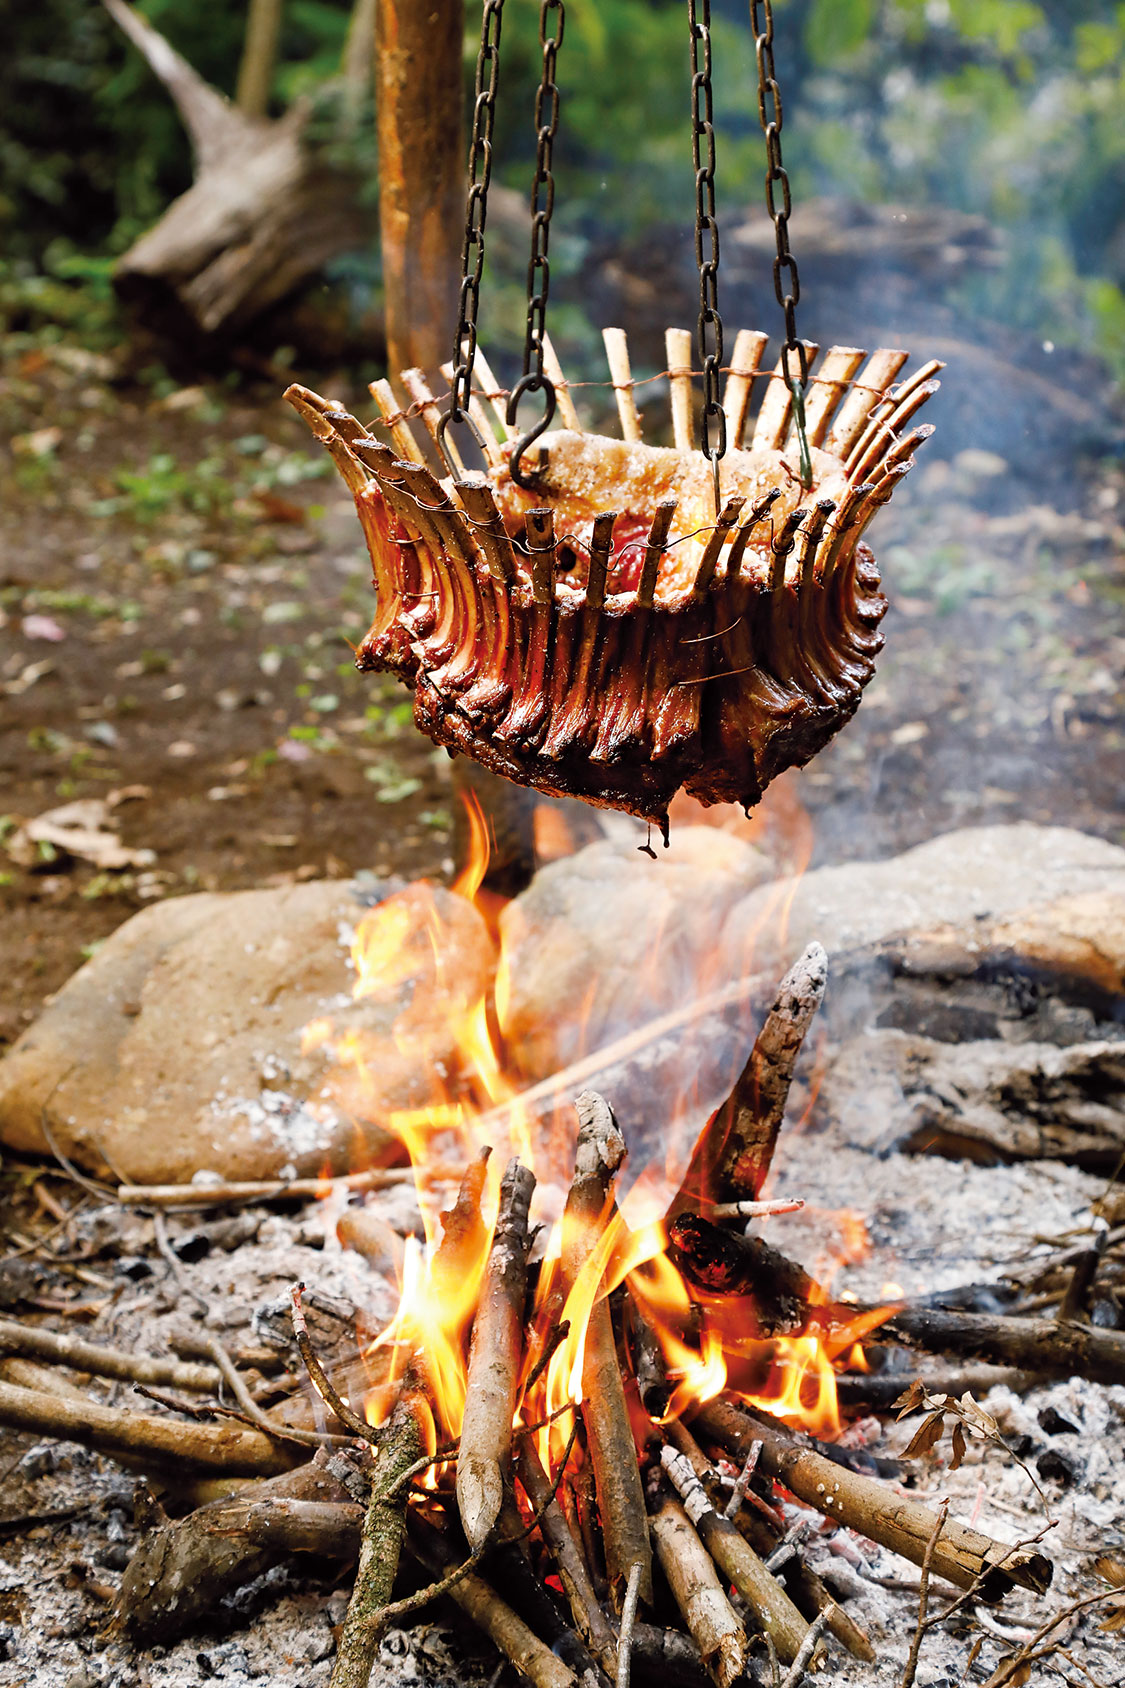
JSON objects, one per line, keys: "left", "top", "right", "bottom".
{"left": 3, "top": 0, "right": 1125, "bottom": 385}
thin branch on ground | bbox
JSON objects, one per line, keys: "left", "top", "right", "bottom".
{"left": 291, "top": 1283, "right": 383, "bottom": 1449}
{"left": 900, "top": 1500, "right": 949, "bottom": 1688}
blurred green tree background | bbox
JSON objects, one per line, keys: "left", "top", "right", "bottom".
{"left": 2, "top": 0, "right": 1123, "bottom": 377}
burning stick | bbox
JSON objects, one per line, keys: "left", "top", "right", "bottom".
{"left": 672, "top": 944, "right": 827, "bottom": 1213}
{"left": 560, "top": 1091, "right": 654, "bottom": 1608}
{"left": 330, "top": 1381, "right": 427, "bottom": 1688}
{"left": 457, "top": 1158, "right": 536, "bottom": 1550}
{"left": 648, "top": 1486, "right": 749, "bottom": 1688}
{"left": 662, "top": 1424, "right": 813, "bottom": 1667}
{"left": 696, "top": 1399, "right": 1053, "bottom": 1597}
{"left": 668, "top": 1215, "right": 821, "bottom": 1336}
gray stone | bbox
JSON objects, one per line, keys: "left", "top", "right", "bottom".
{"left": 718, "top": 824, "right": 1125, "bottom": 986}
{"left": 0, "top": 879, "right": 493, "bottom": 1184}
{"left": 498, "top": 825, "right": 774, "bottom": 1080}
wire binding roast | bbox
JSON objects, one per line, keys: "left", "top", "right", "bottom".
{"left": 286, "top": 324, "right": 940, "bottom": 829}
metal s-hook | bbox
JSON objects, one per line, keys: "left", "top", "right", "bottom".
{"left": 506, "top": 371, "right": 556, "bottom": 489}
{"left": 436, "top": 404, "right": 492, "bottom": 484}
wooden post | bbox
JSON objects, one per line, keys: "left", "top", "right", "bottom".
{"left": 375, "top": 0, "right": 465, "bottom": 375}
{"left": 236, "top": 0, "right": 285, "bottom": 118}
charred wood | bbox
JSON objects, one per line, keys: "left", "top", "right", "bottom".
{"left": 872, "top": 1303, "right": 1125, "bottom": 1388}
{"left": 674, "top": 944, "right": 827, "bottom": 1213}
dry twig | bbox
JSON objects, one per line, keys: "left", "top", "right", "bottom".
{"left": 899, "top": 1500, "right": 949, "bottom": 1688}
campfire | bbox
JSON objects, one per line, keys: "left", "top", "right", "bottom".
{"left": 64, "top": 822, "right": 1075, "bottom": 1688}
{"left": 3, "top": 808, "right": 1125, "bottom": 1685}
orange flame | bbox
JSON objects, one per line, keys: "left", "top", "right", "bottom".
{"left": 312, "top": 780, "right": 873, "bottom": 1460}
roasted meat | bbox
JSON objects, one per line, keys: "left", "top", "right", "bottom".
{"left": 287, "top": 326, "right": 939, "bottom": 827}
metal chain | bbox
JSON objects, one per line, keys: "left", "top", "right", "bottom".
{"left": 440, "top": 0, "right": 507, "bottom": 474}
{"left": 749, "top": 0, "right": 811, "bottom": 485}
{"left": 507, "top": 0, "right": 565, "bottom": 488}
{"left": 689, "top": 0, "right": 726, "bottom": 512}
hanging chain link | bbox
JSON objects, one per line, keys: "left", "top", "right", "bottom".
{"left": 507, "top": 0, "right": 565, "bottom": 487}
{"left": 521, "top": 0, "right": 564, "bottom": 387}
{"left": 749, "top": 0, "right": 811, "bottom": 485}
{"left": 689, "top": 0, "right": 726, "bottom": 511}
{"left": 443, "top": 0, "right": 506, "bottom": 459}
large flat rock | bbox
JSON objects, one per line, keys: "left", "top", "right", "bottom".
{"left": 498, "top": 826, "right": 774, "bottom": 1079}
{"left": 0, "top": 879, "right": 493, "bottom": 1184}
{"left": 718, "top": 824, "right": 1125, "bottom": 984}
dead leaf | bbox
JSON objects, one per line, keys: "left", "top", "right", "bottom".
{"left": 1093, "top": 1556, "right": 1125, "bottom": 1589}
{"left": 956, "top": 1392, "right": 1000, "bottom": 1439}
{"left": 893, "top": 1380, "right": 927, "bottom": 1418}
{"left": 902, "top": 1409, "right": 947, "bottom": 1460}
{"left": 9, "top": 799, "right": 156, "bottom": 872}
{"left": 949, "top": 1420, "right": 967, "bottom": 1471}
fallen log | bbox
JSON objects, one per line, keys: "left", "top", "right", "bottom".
{"left": 102, "top": 0, "right": 370, "bottom": 345}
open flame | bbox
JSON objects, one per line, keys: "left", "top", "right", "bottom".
{"left": 315, "top": 786, "right": 872, "bottom": 1460}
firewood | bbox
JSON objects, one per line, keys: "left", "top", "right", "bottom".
{"left": 835, "top": 1364, "right": 1037, "bottom": 1411}
{"left": 458, "top": 1159, "right": 536, "bottom": 1550}
{"left": 672, "top": 944, "right": 827, "bottom": 1212}
{"left": 561, "top": 1092, "right": 653, "bottom": 1609}
{"left": 667, "top": 1215, "right": 820, "bottom": 1335}
{"left": 631, "top": 1624, "right": 709, "bottom": 1687}
{"left": 433, "top": 1146, "right": 492, "bottom": 1298}
{"left": 330, "top": 1383, "right": 427, "bottom": 1688}
{"left": 515, "top": 1438, "right": 619, "bottom": 1674}
{"left": 0, "top": 1379, "right": 296, "bottom": 1477}
{"left": 696, "top": 1400, "right": 1053, "bottom": 1597}
{"left": 407, "top": 1514, "right": 579, "bottom": 1688}
{"left": 117, "top": 1453, "right": 358, "bottom": 1641}
{"left": 648, "top": 1488, "right": 749, "bottom": 1688}
{"left": 662, "top": 1424, "right": 812, "bottom": 1666}
{"left": 336, "top": 1207, "right": 408, "bottom": 1276}
{"left": 871, "top": 1303, "right": 1125, "bottom": 1388}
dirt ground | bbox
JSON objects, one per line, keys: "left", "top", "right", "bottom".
{"left": 2, "top": 333, "right": 1123, "bottom": 1051}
